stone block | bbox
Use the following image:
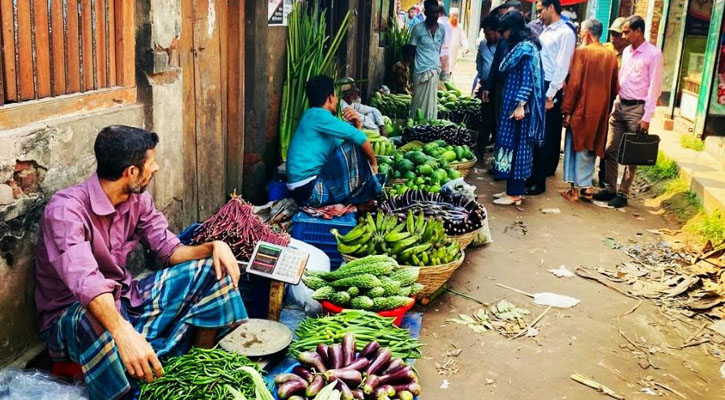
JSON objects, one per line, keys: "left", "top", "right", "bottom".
{"left": 0, "top": 184, "right": 12, "bottom": 205}
{"left": 152, "top": 50, "right": 170, "bottom": 74}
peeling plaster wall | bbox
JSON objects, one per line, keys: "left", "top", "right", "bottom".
{"left": 0, "top": 105, "right": 144, "bottom": 365}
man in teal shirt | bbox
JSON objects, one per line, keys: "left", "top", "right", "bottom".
{"left": 409, "top": 0, "right": 445, "bottom": 119}
{"left": 287, "top": 75, "right": 382, "bottom": 209}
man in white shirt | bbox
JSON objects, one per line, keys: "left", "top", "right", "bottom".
{"left": 526, "top": 0, "right": 576, "bottom": 195}
{"left": 339, "top": 78, "right": 386, "bottom": 133}
{"left": 438, "top": 3, "right": 454, "bottom": 82}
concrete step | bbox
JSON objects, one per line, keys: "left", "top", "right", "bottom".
{"left": 704, "top": 136, "right": 725, "bottom": 172}
{"left": 654, "top": 123, "right": 725, "bottom": 213}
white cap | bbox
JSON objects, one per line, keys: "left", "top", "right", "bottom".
{"left": 450, "top": 7, "right": 460, "bottom": 15}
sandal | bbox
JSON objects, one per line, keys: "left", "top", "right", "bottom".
{"left": 579, "top": 189, "right": 594, "bottom": 202}
{"left": 560, "top": 188, "right": 579, "bottom": 202}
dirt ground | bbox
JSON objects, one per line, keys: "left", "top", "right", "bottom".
{"left": 413, "top": 57, "right": 725, "bottom": 399}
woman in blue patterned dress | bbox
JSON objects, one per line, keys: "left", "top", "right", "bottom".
{"left": 491, "top": 12, "right": 546, "bottom": 206}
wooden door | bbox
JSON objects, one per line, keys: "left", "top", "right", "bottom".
{"left": 180, "top": 0, "right": 245, "bottom": 222}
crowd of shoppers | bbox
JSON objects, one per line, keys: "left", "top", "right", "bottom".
{"left": 473, "top": 0, "right": 663, "bottom": 209}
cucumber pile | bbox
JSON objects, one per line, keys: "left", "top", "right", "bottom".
{"left": 303, "top": 255, "right": 421, "bottom": 311}
{"left": 436, "top": 82, "right": 484, "bottom": 131}
{"left": 331, "top": 212, "right": 462, "bottom": 267}
{"left": 370, "top": 92, "right": 411, "bottom": 119}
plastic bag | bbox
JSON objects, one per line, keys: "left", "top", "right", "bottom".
{"left": 440, "top": 178, "right": 477, "bottom": 201}
{"left": 471, "top": 205, "right": 493, "bottom": 247}
{"left": 0, "top": 368, "right": 88, "bottom": 400}
{"left": 285, "top": 238, "right": 331, "bottom": 314}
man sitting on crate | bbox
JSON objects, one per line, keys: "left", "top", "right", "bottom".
{"left": 35, "top": 125, "right": 248, "bottom": 400}
{"left": 287, "top": 75, "right": 382, "bottom": 210}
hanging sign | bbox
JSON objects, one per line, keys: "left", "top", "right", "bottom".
{"left": 269, "top": 0, "right": 292, "bottom": 26}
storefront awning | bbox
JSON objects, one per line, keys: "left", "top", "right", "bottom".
{"left": 522, "top": 0, "right": 589, "bottom": 5}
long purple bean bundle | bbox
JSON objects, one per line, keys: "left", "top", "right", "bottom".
{"left": 192, "top": 196, "right": 290, "bottom": 260}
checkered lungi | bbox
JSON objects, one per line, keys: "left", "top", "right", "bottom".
{"left": 306, "top": 141, "right": 382, "bottom": 207}
{"left": 42, "top": 258, "right": 248, "bottom": 400}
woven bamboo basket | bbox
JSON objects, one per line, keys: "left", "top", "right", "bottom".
{"left": 451, "top": 228, "right": 480, "bottom": 250}
{"left": 387, "top": 178, "right": 408, "bottom": 185}
{"left": 449, "top": 157, "right": 477, "bottom": 178}
{"left": 341, "top": 252, "right": 465, "bottom": 298}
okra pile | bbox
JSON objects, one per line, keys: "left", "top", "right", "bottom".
{"left": 276, "top": 333, "right": 420, "bottom": 400}
{"left": 138, "top": 348, "right": 265, "bottom": 399}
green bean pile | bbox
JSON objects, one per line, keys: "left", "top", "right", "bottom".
{"left": 289, "top": 310, "right": 423, "bottom": 360}
{"left": 138, "top": 347, "right": 261, "bottom": 399}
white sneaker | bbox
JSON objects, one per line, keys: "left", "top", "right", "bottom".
{"left": 492, "top": 191, "right": 507, "bottom": 199}
{"left": 493, "top": 196, "right": 522, "bottom": 206}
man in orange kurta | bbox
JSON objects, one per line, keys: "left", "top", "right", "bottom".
{"left": 560, "top": 18, "right": 618, "bottom": 202}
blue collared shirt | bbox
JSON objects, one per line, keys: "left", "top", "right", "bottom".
{"left": 476, "top": 40, "right": 498, "bottom": 82}
{"left": 409, "top": 21, "right": 446, "bottom": 74}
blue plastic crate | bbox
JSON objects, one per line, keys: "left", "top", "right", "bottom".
{"left": 291, "top": 212, "right": 357, "bottom": 268}
{"left": 178, "top": 223, "right": 270, "bottom": 318}
{"left": 268, "top": 180, "right": 289, "bottom": 202}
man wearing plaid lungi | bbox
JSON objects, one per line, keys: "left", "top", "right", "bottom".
{"left": 35, "top": 125, "right": 248, "bottom": 400}
{"left": 286, "top": 75, "right": 382, "bottom": 210}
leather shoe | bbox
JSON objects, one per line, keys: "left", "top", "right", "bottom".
{"left": 524, "top": 184, "right": 546, "bottom": 195}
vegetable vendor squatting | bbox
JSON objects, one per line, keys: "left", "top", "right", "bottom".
{"left": 35, "top": 125, "right": 248, "bottom": 400}
{"left": 286, "top": 75, "right": 383, "bottom": 209}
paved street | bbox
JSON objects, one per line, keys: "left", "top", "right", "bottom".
{"left": 414, "top": 56, "right": 725, "bottom": 400}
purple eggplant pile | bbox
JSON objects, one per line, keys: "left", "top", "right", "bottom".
{"left": 380, "top": 190, "right": 486, "bottom": 236}
{"left": 276, "top": 333, "right": 420, "bottom": 400}
{"left": 401, "top": 124, "right": 472, "bottom": 146}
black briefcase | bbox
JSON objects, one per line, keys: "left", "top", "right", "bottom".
{"left": 617, "top": 131, "right": 660, "bottom": 166}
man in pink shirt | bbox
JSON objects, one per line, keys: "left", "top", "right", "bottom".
{"left": 594, "top": 15, "right": 663, "bottom": 208}
{"left": 35, "top": 125, "right": 247, "bottom": 400}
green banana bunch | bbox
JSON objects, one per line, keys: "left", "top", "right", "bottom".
{"left": 331, "top": 210, "right": 461, "bottom": 266}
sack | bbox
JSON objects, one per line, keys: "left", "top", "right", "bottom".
{"left": 617, "top": 132, "right": 660, "bottom": 166}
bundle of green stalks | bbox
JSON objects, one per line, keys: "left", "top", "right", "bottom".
{"left": 279, "top": 1, "right": 351, "bottom": 160}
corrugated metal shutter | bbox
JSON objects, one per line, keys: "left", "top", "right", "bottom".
{"left": 596, "top": 0, "right": 613, "bottom": 39}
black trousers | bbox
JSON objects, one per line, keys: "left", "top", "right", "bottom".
{"left": 476, "top": 83, "right": 497, "bottom": 153}
{"left": 529, "top": 84, "right": 563, "bottom": 187}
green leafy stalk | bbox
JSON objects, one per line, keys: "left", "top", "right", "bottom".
{"left": 279, "top": 1, "right": 352, "bottom": 160}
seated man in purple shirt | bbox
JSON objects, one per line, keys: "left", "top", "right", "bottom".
{"left": 35, "top": 125, "right": 248, "bottom": 400}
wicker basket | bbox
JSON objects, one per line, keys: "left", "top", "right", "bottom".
{"left": 449, "top": 157, "right": 477, "bottom": 178}
{"left": 341, "top": 252, "right": 465, "bottom": 298}
{"left": 388, "top": 178, "right": 408, "bottom": 185}
{"left": 451, "top": 228, "right": 479, "bottom": 250}
{"left": 415, "top": 251, "right": 466, "bottom": 297}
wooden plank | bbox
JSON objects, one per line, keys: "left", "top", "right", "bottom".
{"left": 114, "top": 0, "right": 134, "bottom": 87}
{"left": 0, "top": 86, "right": 135, "bottom": 129}
{"left": 49, "top": 0, "right": 67, "bottom": 95}
{"left": 106, "top": 0, "right": 115, "bottom": 86}
{"left": 16, "top": 0, "right": 35, "bottom": 100}
{"left": 225, "top": 0, "right": 244, "bottom": 195}
{"left": 81, "top": 0, "right": 93, "bottom": 90}
{"left": 66, "top": 0, "right": 82, "bottom": 93}
{"left": 218, "top": 0, "right": 228, "bottom": 192}
{"left": 193, "top": 0, "right": 224, "bottom": 220}
{"left": 180, "top": 0, "right": 198, "bottom": 224}
{"left": 0, "top": 0, "right": 16, "bottom": 102}
{"left": 33, "top": 0, "right": 51, "bottom": 98}
{"left": 267, "top": 281, "right": 286, "bottom": 322}
{"left": 95, "top": 0, "right": 106, "bottom": 87}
